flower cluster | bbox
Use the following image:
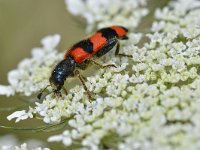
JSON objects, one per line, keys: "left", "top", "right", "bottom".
{"left": 0, "top": 134, "right": 49, "bottom": 150}
{"left": 65, "top": 0, "right": 149, "bottom": 32}
{"left": 2, "top": 0, "right": 200, "bottom": 149}
{"left": 2, "top": 143, "right": 49, "bottom": 150}
{"left": 0, "top": 34, "right": 62, "bottom": 97}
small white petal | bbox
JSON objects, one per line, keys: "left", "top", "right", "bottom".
{"left": 0, "top": 85, "right": 14, "bottom": 96}
{"left": 63, "top": 137, "right": 72, "bottom": 146}
{"left": 2, "top": 145, "right": 12, "bottom": 150}
{"left": 48, "top": 135, "right": 63, "bottom": 142}
{"left": 41, "top": 34, "right": 61, "bottom": 50}
{"left": 66, "top": 0, "right": 85, "bottom": 15}
{"left": 7, "top": 110, "right": 26, "bottom": 121}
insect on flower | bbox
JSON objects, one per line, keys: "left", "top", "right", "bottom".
{"left": 38, "top": 26, "right": 129, "bottom": 100}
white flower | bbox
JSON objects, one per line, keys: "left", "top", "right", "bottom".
{"left": 170, "top": 0, "right": 200, "bottom": 12}
{"left": 0, "top": 135, "right": 49, "bottom": 150}
{"left": 14, "top": 143, "right": 50, "bottom": 150}
{"left": 7, "top": 108, "right": 34, "bottom": 123}
{"left": 0, "top": 34, "right": 61, "bottom": 96}
{"left": 0, "top": 85, "right": 14, "bottom": 96}
{"left": 41, "top": 34, "right": 60, "bottom": 50}
{"left": 48, "top": 130, "right": 72, "bottom": 146}
{"left": 65, "top": 0, "right": 149, "bottom": 32}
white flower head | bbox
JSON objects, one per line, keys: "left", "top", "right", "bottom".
{"left": 48, "top": 130, "right": 72, "bottom": 146}
{"left": 0, "top": 135, "right": 49, "bottom": 150}
{"left": 0, "top": 34, "right": 61, "bottom": 96}
{"left": 65, "top": 0, "right": 149, "bottom": 32}
{"left": 7, "top": 107, "right": 35, "bottom": 123}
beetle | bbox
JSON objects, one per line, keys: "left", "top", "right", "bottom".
{"left": 38, "top": 26, "right": 129, "bottom": 100}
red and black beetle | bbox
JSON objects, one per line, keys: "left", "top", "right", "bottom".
{"left": 38, "top": 26, "right": 129, "bottom": 100}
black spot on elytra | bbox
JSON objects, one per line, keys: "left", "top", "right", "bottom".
{"left": 97, "top": 28, "right": 118, "bottom": 39}
{"left": 73, "top": 40, "right": 93, "bottom": 53}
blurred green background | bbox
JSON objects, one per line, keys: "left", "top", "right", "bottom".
{"left": 0, "top": 0, "right": 85, "bottom": 149}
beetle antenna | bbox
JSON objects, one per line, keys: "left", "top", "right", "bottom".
{"left": 37, "top": 85, "right": 50, "bottom": 99}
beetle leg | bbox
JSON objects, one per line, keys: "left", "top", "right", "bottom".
{"left": 74, "top": 70, "right": 92, "bottom": 101}
{"left": 76, "top": 59, "right": 90, "bottom": 70}
{"left": 54, "top": 90, "right": 62, "bottom": 98}
{"left": 115, "top": 41, "right": 132, "bottom": 57}
{"left": 63, "top": 87, "right": 68, "bottom": 95}
{"left": 81, "top": 75, "right": 88, "bottom": 82}
{"left": 90, "top": 59, "right": 117, "bottom": 68}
